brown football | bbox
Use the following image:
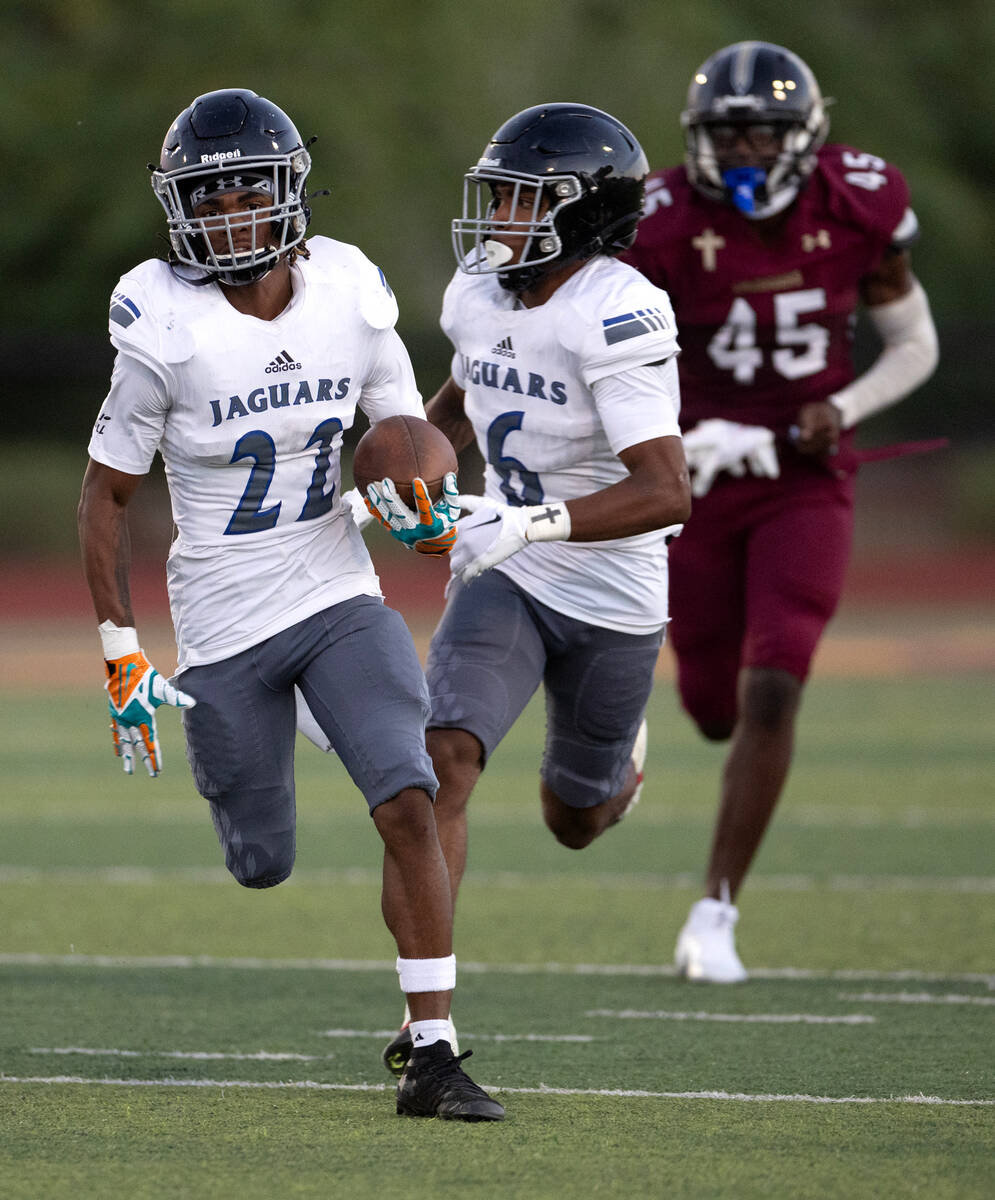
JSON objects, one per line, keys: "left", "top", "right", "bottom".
{"left": 351, "top": 415, "right": 458, "bottom": 506}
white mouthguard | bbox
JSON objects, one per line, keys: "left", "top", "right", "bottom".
{"left": 484, "top": 239, "right": 515, "bottom": 268}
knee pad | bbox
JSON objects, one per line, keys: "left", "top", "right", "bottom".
{"left": 542, "top": 755, "right": 621, "bottom": 811}
{"left": 235, "top": 869, "right": 292, "bottom": 890}
{"left": 225, "top": 837, "right": 295, "bottom": 889}
{"left": 210, "top": 802, "right": 296, "bottom": 890}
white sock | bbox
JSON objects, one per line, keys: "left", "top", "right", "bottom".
{"left": 408, "top": 1019, "right": 453, "bottom": 1052}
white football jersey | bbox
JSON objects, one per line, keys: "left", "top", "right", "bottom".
{"left": 442, "top": 255, "right": 682, "bottom": 633}
{"left": 89, "top": 237, "right": 424, "bottom": 669}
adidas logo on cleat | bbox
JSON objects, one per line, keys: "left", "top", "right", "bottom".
{"left": 265, "top": 349, "right": 302, "bottom": 374}
{"left": 491, "top": 336, "right": 515, "bottom": 358}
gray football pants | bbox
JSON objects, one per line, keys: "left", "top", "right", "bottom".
{"left": 178, "top": 596, "right": 437, "bottom": 889}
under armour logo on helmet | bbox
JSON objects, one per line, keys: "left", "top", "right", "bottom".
{"left": 189, "top": 174, "right": 274, "bottom": 208}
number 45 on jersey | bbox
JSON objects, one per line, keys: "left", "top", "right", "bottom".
{"left": 708, "top": 287, "right": 829, "bottom": 385}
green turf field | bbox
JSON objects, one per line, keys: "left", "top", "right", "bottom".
{"left": 1, "top": 675, "right": 992, "bottom": 1198}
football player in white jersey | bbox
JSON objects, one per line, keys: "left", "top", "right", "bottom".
{"left": 373, "top": 103, "right": 692, "bottom": 1076}
{"left": 77, "top": 89, "right": 502, "bottom": 1121}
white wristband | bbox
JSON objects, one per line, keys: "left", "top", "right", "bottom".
{"left": 98, "top": 619, "right": 140, "bottom": 660}
{"left": 523, "top": 502, "right": 571, "bottom": 544}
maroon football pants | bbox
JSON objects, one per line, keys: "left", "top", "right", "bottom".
{"left": 668, "top": 466, "right": 855, "bottom": 736}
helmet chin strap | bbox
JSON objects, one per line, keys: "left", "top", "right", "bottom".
{"left": 170, "top": 252, "right": 278, "bottom": 288}
{"left": 493, "top": 209, "right": 641, "bottom": 295}
{"left": 496, "top": 238, "right": 600, "bottom": 294}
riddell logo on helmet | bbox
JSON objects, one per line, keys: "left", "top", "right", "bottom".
{"left": 200, "top": 150, "right": 243, "bottom": 163}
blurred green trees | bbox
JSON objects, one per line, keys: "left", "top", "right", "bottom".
{"left": 3, "top": 0, "right": 992, "bottom": 442}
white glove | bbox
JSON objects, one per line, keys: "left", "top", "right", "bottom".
{"left": 341, "top": 487, "right": 374, "bottom": 530}
{"left": 682, "top": 419, "right": 780, "bottom": 498}
{"left": 450, "top": 495, "right": 571, "bottom": 584}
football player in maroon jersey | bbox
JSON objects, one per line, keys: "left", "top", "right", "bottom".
{"left": 624, "top": 41, "right": 939, "bottom": 981}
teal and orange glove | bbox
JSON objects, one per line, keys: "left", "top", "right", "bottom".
{"left": 100, "top": 621, "right": 196, "bottom": 777}
{"left": 364, "top": 472, "right": 460, "bottom": 556}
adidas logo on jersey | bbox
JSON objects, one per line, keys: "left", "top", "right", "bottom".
{"left": 491, "top": 336, "right": 516, "bottom": 359}
{"left": 265, "top": 350, "right": 302, "bottom": 374}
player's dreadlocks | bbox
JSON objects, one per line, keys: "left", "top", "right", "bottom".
{"left": 287, "top": 239, "right": 311, "bottom": 266}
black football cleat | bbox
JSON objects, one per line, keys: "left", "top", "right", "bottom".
{"left": 382, "top": 1023, "right": 414, "bottom": 1078}
{"left": 396, "top": 1041, "right": 505, "bottom": 1121}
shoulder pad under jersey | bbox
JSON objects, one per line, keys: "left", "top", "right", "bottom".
{"left": 108, "top": 259, "right": 196, "bottom": 369}
{"left": 561, "top": 258, "right": 679, "bottom": 369}
{"left": 304, "top": 235, "right": 399, "bottom": 330}
{"left": 816, "top": 144, "right": 912, "bottom": 245}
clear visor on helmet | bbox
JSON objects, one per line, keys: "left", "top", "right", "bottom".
{"left": 451, "top": 168, "right": 582, "bottom": 275}
{"left": 151, "top": 150, "right": 310, "bottom": 279}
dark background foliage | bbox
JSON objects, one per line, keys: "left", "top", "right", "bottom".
{"left": 1, "top": 2, "right": 990, "bottom": 476}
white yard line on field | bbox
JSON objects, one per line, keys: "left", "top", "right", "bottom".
{"left": 838, "top": 991, "right": 995, "bottom": 1006}
{"left": 10, "top": 804, "right": 991, "bottom": 829}
{"left": 1, "top": 864, "right": 993, "bottom": 893}
{"left": 1, "top": 1074, "right": 992, "bottom": 1106}
{"left": 2, "top": 952, "right": 994, "bottom": 987}
{"left": 586, "top": 1010, "right": 876, "bottom": 1025}
{"left": 27, "top": 1036, "right": 593, "bottom": 1063}
{"left": 317, "top": 1029, "right": 594, "bottom": 1043}
{"left": 29, "top": 1047, "right": 329, "bottom": 1062}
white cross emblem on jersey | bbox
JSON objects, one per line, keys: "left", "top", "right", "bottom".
{"left": 692, "top": 228, "right": 726, "bottom": 272}
{"left": 802, "top": 229, "right": 832, "bottom": 252}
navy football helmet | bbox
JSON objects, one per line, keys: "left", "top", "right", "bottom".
{"left": 452, "top": 102, "right": 648, "bottom": 292}
{"left": 151, "top": 89, "right": 311, "bottom": 285}
{"left": 682, "top": 42, "right": 829, "bottom": 219}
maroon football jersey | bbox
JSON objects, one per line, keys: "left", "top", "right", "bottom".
{"left": 624, "top": 144, "right": 913, "bottom": 438}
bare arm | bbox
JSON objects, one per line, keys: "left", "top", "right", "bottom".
{"left": 78, "top": 458, "right": 145, "bottom": 626}
{"left": 424, "top": 376, "right": 476, "bottom": 455}
{"left": 565, "top": 435, "right": 691, "bottom": 540}
{"left": 79, "top": 456, "right": 195, "bottom": 778}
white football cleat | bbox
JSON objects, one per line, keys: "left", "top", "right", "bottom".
{"left": 674, "top": 896, "right": 748, "bottom": 983}
{"left": 618, "top": 719, "right": 648, "bottom": 821}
